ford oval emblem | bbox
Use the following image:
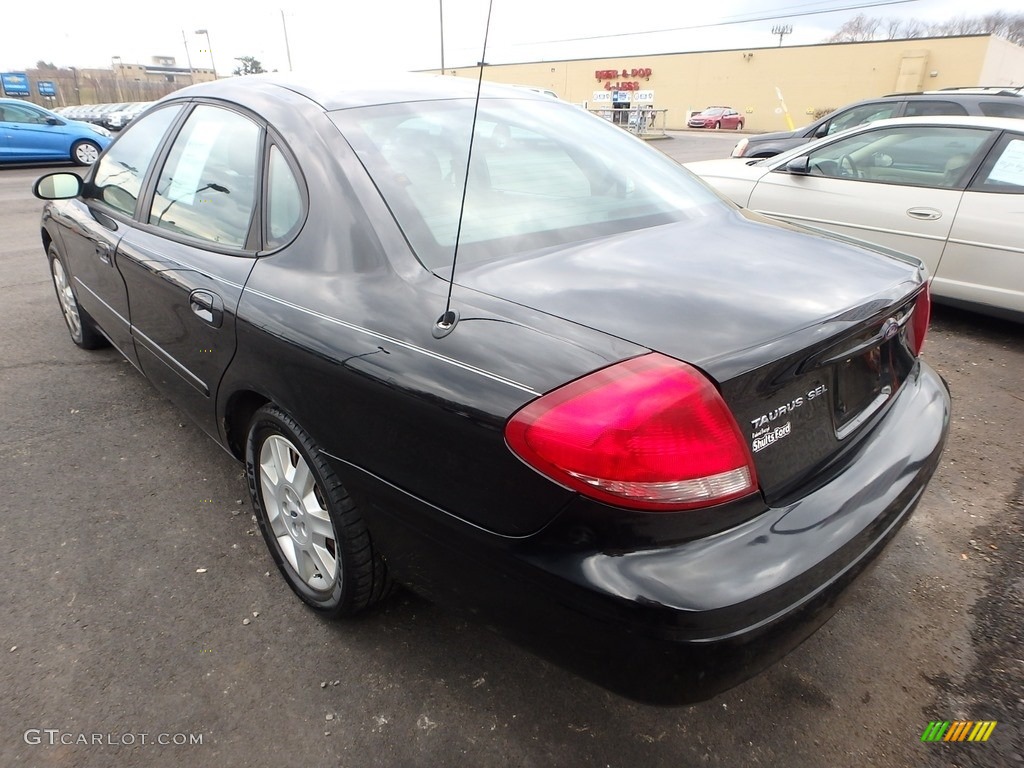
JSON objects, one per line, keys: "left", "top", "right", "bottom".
{"left": 881, "top": 317, "right": 900, "bottom": 340}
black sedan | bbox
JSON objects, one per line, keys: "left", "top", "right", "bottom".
{"left": 34, "top": 74, "right": 949, "bottom": 704}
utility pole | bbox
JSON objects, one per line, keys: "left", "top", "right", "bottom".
{"left": 281, "top": 10, "right": 293, "bottom": 71}
{"left": 771, "top": 24, "right": 793, "bottom": 47}
{"left": 182, "top": 30, "right": 196, "bottom": 83}
{"left": 439, "top": 0, "right": 446, "bottom": 72}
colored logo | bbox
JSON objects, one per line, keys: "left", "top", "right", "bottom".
{"left": 921, "top": 721, "right": 997, "bottom": 742}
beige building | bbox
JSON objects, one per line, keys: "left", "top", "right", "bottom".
{"left": 435, "top": 34, "right": 1024, "bottom": 131}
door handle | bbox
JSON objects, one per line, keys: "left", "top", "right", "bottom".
{"left": 96, "top": 242, "right": 112, "bottom": 265}
{"left": 906, "top": 207, "right": 942, "bottom": 221}
{"left": 189, "top": 290, "right": 224, "bottom": 328}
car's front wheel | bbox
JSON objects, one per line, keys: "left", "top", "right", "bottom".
{"left": 71, "top": 140, "right": 101, "bottom": 166}
{"left": 246, "top": 404, "right": 391, "bottom": 617}
{"left": 714, "top": 122, "right": 721, "bottom": 130}
{"left": 47, "top": 243, "right": 107, "bottom": 349}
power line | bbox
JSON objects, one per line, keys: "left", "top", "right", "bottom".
{"left": 509, "top": 0, "right": 919, "bottom": 47}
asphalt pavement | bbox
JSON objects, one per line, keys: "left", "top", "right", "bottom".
{"left": 1, "top": 134, "right": 1021, "bottom": 767}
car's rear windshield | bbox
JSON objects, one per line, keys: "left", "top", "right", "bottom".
{"left": 331, "top": 98, "right": 721, "bottom": 270}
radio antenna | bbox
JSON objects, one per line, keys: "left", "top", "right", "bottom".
{"left": 433, "top": 0, "right": 494, "bottom": 339}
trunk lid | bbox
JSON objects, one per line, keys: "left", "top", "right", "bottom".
{"left": 455, "top": 209, "right": 926, "bottom": 501}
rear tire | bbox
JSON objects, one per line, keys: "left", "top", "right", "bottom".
{"left": 246, "top": 404, "right": 391, "bottom": 618}
{"left": 47, "top": 243, "right": 107, "bottom": 349}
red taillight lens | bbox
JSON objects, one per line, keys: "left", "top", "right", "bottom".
{"left": 906, "top": 283, "right": 931, "bottom": 357}
{"left": 505, "top": 354, "right": 758, "bottom": 511}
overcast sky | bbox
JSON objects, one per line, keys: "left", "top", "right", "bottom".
{"left": 2, "top": 0, "right": 1017, "bottom": 74}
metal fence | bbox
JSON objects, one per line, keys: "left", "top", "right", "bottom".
{"left": 587, "top": 108, "right": 668, "bottom": 138}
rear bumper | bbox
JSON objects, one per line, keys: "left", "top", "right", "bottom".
{"left": 336, "top": 361, "right": 949, "bottom": 703}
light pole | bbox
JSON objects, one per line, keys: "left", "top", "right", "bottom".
{"left": 281, "top": 10, "right": 293, "bottom": 71}
{"left": 771, "top": 24, "right": 793, "bottom": 47}
{"left": 195, "top": 29, "right": 217, "bottom": 79}
{"left": 111, "top": 55, "right": 124, "bottom": 101}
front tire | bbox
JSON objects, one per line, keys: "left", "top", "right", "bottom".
{"left": 246, "top": 404, "right": 391, "bottom": 618}
{"left": 71, "top": 140, "right": 100, "bottom": 166}
{"left": 714, "top": 122, "right": 721, "bottom": 130}
{"left": 48, "top": 243, "right": 107, "bottom": 349}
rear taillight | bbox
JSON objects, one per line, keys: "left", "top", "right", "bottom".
{"left": 906, "top": 283, "right": 931, "bottom": 357}
{"left": 505, "top": 354, "right": 758, "bottom": 511}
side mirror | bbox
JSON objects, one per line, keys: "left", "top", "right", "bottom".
{"left": 46, "top": 117, "right": 62, "bottom": 126}
{"left": 34, "top": 172, "right": 83, "bottom": 200}
{"left": 784, "top": 157, "right": 812, "bottom": 175}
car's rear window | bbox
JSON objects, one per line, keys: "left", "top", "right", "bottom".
{"left": 331, "top": 98, "right": 721, "bottom": 270}
{"left": 979, "top": 101, "right": 1024, "bottom": 119}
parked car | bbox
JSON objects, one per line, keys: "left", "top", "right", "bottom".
{"left": 690, "top": 115, "right": 1024, "bottom": 320}
{"left": 0, "top": 98, "right": 112, "bottom": 165}
{"left": 103, "top": 101, "right": 151, "bottom": 130}
{"left": 732, "top": 86, "right": 1024, "bottom": 158}
{"left": 688, "top": 106, "right": 744, "bottom": 129}
{"left": 33, "top": 74, "right": 948, "bottom": 703}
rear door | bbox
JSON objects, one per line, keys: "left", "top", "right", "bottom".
{"left": 116, "top": 102, "right": 265, "bottom": 437}
{"left": 747, "top": 124, "right": 995, "bottom": 276}
{"left": 937, "top": 131, "right": 1024, "bottom": 314}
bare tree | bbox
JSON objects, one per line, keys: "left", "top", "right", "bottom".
{"left": 826, "top": 13, "right": 882, "bottom": 42}
{"left": 826, "top": 12, "right": 1023, "bottom": 45}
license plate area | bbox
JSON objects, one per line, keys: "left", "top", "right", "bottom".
{"left": 832, "top": 337, "right": 912, "bottom": 439}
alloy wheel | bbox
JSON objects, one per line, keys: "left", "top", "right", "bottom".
{"left": 259, "top": 434, "right": 339, "bottom": 592}
{"left": 51, "top": 256, "right": 83, "bottom": 342}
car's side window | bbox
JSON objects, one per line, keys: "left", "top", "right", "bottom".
{"left": 903, "top": 100, "right": 969, "bottom": 117}
{"left": 87, "top": 105, "right": 183, "bottom": 216}
{"left": 1, "top": 104, "right": 49, "bottom": 124}
{"left": 823, "top": 102, "right": 900, "bottom": 136}
{"left": 980, "top": 101, "right": 1024, "bottom": 119}
{"left": 971, "top": 135, "right": 1024, "bottom": 193}
{"left": 149, "top": 105, "right": 262, "bottom": 248}
{"left": 802, "top": 126, "right": 991, "bottom": 188}
{"left": 266, "top": 144, "right": 303, "bottom": 246}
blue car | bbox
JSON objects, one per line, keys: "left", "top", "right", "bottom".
{"left": 0, "top": 98, "right": 112, "bottom": 165}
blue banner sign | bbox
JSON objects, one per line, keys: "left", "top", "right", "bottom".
{"left": 1, "top": 72, "right": 30, "bottom": 96}
{"left": 37, "top": 80, "right": 56, "bottom": 96}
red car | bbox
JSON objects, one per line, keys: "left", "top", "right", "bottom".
{"left": 688, "top": 106, "right": 744, "bottom": 130}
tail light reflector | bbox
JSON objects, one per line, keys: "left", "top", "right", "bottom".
{"left": 505, "top": 354, "right": 758, "bottom": 511}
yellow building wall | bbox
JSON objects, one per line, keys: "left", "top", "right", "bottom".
{"left": 437, "top": 35, "right": 1023, "bottom": 131}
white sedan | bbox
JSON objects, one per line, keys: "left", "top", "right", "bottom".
{"left": 686, "top": 116, "right": 1024, "bottom": 320}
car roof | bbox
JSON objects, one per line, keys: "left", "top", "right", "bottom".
{"left": 846, "top": 114, "right": 1024, "bottom": 131}
{"left": 886, "top": 86, "right": 1023, "bottom": 98}
{"left": 0, "top": 97, "right": 50, "bottom": 107}
{"left": 164, "top": 72, "right": 556, "bottom": 112}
